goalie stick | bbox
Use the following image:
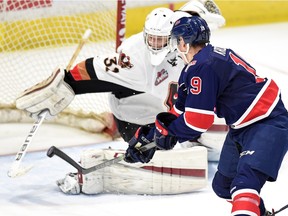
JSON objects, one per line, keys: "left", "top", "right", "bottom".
{"left": 66, "top": 29, "right": 91, "bottom": 71}
{"left": 47, "top": 142, "right": 157, "bottom": 175}
{"left": 7, "top": 29, "right": 92, "bottom": 178}
{"left": 7, "top": 110, "right": 47, "bottom": 178}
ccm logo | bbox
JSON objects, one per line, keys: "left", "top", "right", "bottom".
{"left": 240, "top": 150, "right": 255, "bottom": 158}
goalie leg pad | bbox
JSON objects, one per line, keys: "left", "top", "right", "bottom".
{"left": 104, "top": 147, "right": 208, "bottom": 195}
{"left": 188, "top": 130, "right": 226, "bottom": 162}
{"left": 77, "top": 146, "right": 208, "bottom": 195}
{"left": 57, "top": 147, "right": 208, "bottom": 195}
{"left": 79, "top": 149, "right": 105, "bottom": 194}
{"left": 56, "top": 149, "right": 105, "bottom": 195}
{"left": 16, "top": 67, "right": 75, "bottom": 119}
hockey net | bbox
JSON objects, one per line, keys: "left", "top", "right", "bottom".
{"left": 0, "top": 0, "right": 126, "bottom": 136}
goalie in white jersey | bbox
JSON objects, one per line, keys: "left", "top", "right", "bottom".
{"left": 16, "top": 0, "right": 226, "bottom": 195}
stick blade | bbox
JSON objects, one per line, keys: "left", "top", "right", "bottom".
{"left": 47, "top": 146, "right": 56, "bottom": 158}
{"left": 7, "top": 165, "right": 34, "bottom": 178}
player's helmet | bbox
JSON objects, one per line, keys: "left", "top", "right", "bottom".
{"left": 171, "top": 16, "right": 210, "bottom": 46}
{"left": 144, "top": 8, "right": 191, "bottom": 65}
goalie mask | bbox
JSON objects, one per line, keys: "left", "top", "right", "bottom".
{"left": 143, "top": 8, "right": 174, "bottom": 66}
{"left": 143, "top": 8, "right": 191, "bottom": 66}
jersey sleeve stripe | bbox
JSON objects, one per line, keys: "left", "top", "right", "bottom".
{"left": 184, "top": 108, "right": 214, "bottom": 132}
{"left": 232, "top": 79, "right": 280, "bottom": 129}
{"left": 169, "top": 105, "right": 183, "bottom": 117}
{"left": 70, "top": 61, "right": 91, "bottom": 81}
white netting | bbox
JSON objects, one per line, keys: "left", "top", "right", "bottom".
{"left": 0, "top": 0, "right": 120, "bottom": 134}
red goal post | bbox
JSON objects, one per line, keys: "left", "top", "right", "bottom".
{"left": 0, "top": 0, "right": 126, "bottom": 136}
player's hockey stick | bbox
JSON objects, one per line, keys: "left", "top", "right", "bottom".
{"left": 7, "top": 110, "right": 47, "bottom": 177}
{"left": 47, "top": 142, "right": 156, "bottom": 174}
{"left": 272, "top": 203, "right": 288, "bottom": 215}
{"left": 7, "top": 29, "right": 92, "bottom": 178}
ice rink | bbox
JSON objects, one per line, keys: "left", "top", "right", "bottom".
{"left": 1, "top": 22, "right": 288, "bottom": 216}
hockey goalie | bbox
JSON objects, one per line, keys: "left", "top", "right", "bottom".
{"left": 57, "top": 146, "right": 208, "bottom": 195}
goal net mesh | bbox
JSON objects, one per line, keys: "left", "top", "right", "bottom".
{"left": 0, "top": 0, "right": 122, "bottom": 135}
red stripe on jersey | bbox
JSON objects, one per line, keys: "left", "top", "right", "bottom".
{"left": 70, "top": 65, "right": 83, "bottom": 81}
{"left": 169, "top": 105, "right": 182, "bottom": 117}
{"left": 229, "top": 52, "right": 256, "bottom": 76}
{"left": 184, "top": 108, "right": 214, "bottom": 132}
{"left": 233, "top": 79, "right": 279, "bottom": 129}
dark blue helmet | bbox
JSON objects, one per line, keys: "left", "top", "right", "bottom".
{"left": 171, "top": 16, "right": 210, "bottom": 46}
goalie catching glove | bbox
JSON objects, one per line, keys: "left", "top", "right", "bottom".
{"left": 179, "top": 0, "right": 226, "bottom": 30}
{"left": 125, "top": 112, "right": 178, "bottom": 163}
{"left": 16, "top": 67, "right": 75, "bottom": 119}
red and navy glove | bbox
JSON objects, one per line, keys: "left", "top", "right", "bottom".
{"left": 155, "top": 112, "right": 178, "bottom": 150}
{"left": 124, "top": 126, "right": 156, "bottom": 163}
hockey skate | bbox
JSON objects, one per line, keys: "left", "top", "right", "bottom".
{"left": 56, "top": 172, "right": 81, "bottom": 195}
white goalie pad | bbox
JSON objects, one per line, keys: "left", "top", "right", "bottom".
{"left": 60, "top": 146, "right": 208, "bottom": 195}
{"left": 180, "top": 130, "right": 226, "bottom": 162}
{"left": 16, "top": 67, "right": 75, "bottom": 119}
{"left": 180, "top": 116, "right": 227, "bottom": 162}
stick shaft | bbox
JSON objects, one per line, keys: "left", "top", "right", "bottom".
{"left": 47, "top": 146, "right": 123, "bottom": 174}
{"left": 66, "top": 29, "right": 92, "bottom": 71}
{"left": 47, "top": 142, "right": 156, "bottom": 174}
{"left": 8, "top": 111, "right": 47, "bottom": 177}
{"left": 84, "top": 155, "right": 125, "bottom": 174}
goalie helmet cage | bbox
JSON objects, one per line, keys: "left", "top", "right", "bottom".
{"left": 0, "top": 0, "right": 126, "bottom": 135}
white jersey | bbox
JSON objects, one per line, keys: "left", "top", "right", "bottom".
{"left": 93, "top": 32, "right": 185, "bottom": 125}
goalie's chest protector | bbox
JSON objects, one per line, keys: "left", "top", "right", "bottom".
{"left": 148, "top": 51, "right": 185, "bottom": 111}
{"left": 113, "top": 33, "right": 185, "bottom": 112}
{"left": 93, "top": 32, "right": 185, "bottom": 112}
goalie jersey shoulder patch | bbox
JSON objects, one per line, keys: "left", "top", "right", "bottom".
{"left": 118, "top": 52, "right": 134, "bottom": 69}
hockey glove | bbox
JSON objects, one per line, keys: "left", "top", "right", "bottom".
{"left": 155, "top": 112, "right": 178, "bottom": 150}
{"left": 16, "top": 67, "right": 75, "bottom": 119}
{"left": 125, "top": 126, "right": 156, "bottom": 163}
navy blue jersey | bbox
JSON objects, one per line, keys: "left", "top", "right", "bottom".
{"left": 169, "top": 44, "right": 287, "bottom": 142}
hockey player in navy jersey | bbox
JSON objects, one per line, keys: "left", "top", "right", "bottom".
{"left": 125, "top": 16, "right": 288, "bottom": 216}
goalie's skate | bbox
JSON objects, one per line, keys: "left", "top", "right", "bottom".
{"left": 56, "top": 173, "right": 81, "bottom": 195}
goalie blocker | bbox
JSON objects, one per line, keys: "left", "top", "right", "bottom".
{"left": 57, "top": 146, "right": 208, "bottom": 195}
{"left": 16, "top": 67, "right": 75, "bottom": 119}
